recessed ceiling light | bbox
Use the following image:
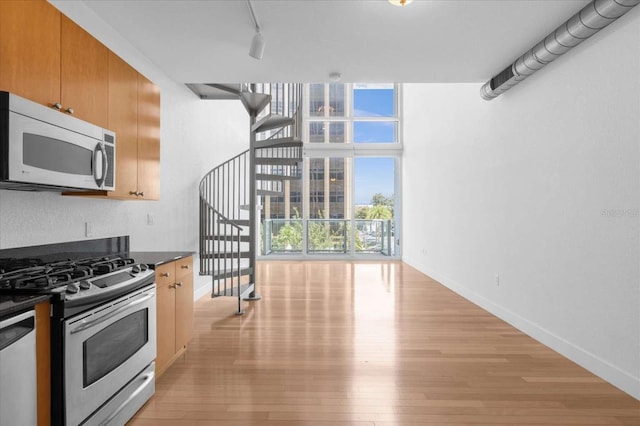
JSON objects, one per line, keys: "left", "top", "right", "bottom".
{"left": 388, "top": 0, "right": 413, "bottom": 6}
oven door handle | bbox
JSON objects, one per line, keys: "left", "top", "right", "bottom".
{"left": 99, "top": 370, "right": 155, "bottom": 426}
{"left": 69, "top": 292, "right": 154, "bottom": 335}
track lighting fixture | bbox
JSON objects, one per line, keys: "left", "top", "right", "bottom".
{"left": 247, "top": 0, "right": 265, "bottom": 60}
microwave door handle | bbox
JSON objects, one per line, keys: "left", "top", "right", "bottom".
{"left": 93, "top": 143, "right": 108, "bottom": 188}
{"left": 69, "top": 292, "right": 153, "bottom": 335}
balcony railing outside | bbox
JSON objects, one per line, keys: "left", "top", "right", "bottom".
{"left": 262, "top": 219, "right": 393, "bottom": 256}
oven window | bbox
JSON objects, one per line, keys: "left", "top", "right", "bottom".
{"left": 83, "top": 309, "right": 148, "bottom": 387}
{"left": 23, "top": 133, "right": 93, "bottom": 175}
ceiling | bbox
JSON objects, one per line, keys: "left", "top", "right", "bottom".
{"left": 74, "top": 0, "right": 589, "bottom": 84}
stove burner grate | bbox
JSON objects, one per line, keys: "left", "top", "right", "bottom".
{"left": 0, "top": 256, "right": 135, "bottom": 292}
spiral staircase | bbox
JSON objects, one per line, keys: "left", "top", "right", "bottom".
{"left": 195, "top": 83, "right": 303, "bottom": 315}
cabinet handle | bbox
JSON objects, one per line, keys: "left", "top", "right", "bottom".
{"left": 175, "top": 282, "right": 183, "bottom": 288}
{"left": 65, "top": 107, "right": 74, "bottom": 115}
{"left": 138, "top": 192, "right": 144, "bottom": 197}
{"left": 169, "top": 283, "right": 176, "bottom": 289}
{"left": 129, "top": 191, "right": 138, "bottom": 196}
{"left": 160, "top": 272, "right": 170, "bottom": 278}
{"left": 52, "top": 103, "right": 62, "bottom": 110}
{"left": 181, "top": 265, "right": 190, "bottom": 270}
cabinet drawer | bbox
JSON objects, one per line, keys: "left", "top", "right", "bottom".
{"left": 175, "top": 257, "right": 193, "bottom": 279}
{"left": 155, "top": 262, "right": 175, "bottom": 287}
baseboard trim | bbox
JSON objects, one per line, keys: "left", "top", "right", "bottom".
{"left": 404, "top": 258, "right": 640, "bottom": 401}
{"left": 193, "top": 274, "right": 211, "bottom": 301}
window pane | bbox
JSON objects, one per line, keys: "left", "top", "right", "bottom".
{"left": 328, "top": 84, "right": 345, "bottom": 117}
{"left": 329, "top": 122, "right": 345, "bottom": 143}
{"left": 354, "top": 121, "right": 396, "bottom": 143}
{"left": 309, "top": 122, "right": 324, "bottom": 143}
{"left": 308, "top": 122, "right": 345, "bottom": 144}
{"left": 289, "top": 179, "right": 302, "bottom": 216}
{"left": 354, "top": 158, "right": 394, "bottom": 216}
{"left": 353, "top": 83, "right": 395, "bottom": 117}
{"left": 309, "top": 84, "right": 325, "bottom": 117}
{"left": 307, "top": 220, "right": 350, "bottom": 253}
{"left": 354, "top": 157, "right": 395, "bottom": 256}
{"left": 329, "top": 158, "right": 345, "bottom": 218}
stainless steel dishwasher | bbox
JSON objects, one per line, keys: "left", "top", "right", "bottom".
{"left": 0, "top": 309, "right": 37, "bottom": 426}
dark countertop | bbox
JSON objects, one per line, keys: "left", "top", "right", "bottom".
{"left": 129, "top": 251, "right": 194, "bottom": 269}
{"left": 0, "top": 294, "right": 50, "bottom": 319}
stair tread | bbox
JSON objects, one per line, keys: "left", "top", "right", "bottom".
{"left": 186, "top": 83, "right": 240, "bottom": 100}
{"left": 257, "top": 189, "right": 284, "bottom": 196}
{"left": 252, "top": 114, "right": 294, "bottom": 133}
{"left": 255, "top": 157, "right": 301, "bottom": 165}
{"left": 209, "top": 267, "right": 253, "bottom": 281}
{"left": 254, "top": 137, "right": 303, "bottom": 149}
{"left": 218, "top": 218, "right": 250, "bottom": 226}
{"left": 204, "top": 234, "right": 251, "bottom": 242}
{"left": 256, "top": 173, "right": 300, "bottom": 181}
{"left": 239, "top": 204, "right": 263, "bottom": 210}
{"left": 206, "top": 83, "right": 242, "bottom": 95}
{"left": 205, "top": 251, "right": 251, "bottom": 259}
{"left": 240, "top": 92, "right": 271, "bottom": 115}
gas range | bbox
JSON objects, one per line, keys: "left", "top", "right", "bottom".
{"left": 0, "top": 255, "right": 155, "bottom": 316}
{"left": 0, "top": 236, "right": 157, "bottom": 426}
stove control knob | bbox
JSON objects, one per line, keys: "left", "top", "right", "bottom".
{"left": 66, "top": 283, "right": 79, "bottom": 294}
{"left": 140, "top": 264, "right": 149, "bottom": 272}
{"left": 131, "top": 264, "right": 141, "bottom": 274}
{"left": 79, "top": 280, "right": 91, "bottom": 290}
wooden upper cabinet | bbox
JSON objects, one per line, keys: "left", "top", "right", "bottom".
{"left": 108, "top": 52, "right": 139, "bottom": 199}
{"left": 60, "top": 15, "right": 109, "bottom": 128}
{"left": 137, "top": 74, "right": 161, "bottom": 200}
{"left": 0, "top": 0, "right": 61, "bottom": 107}
{"left": 1, "top": 0, "right": 161, "bottom": 200}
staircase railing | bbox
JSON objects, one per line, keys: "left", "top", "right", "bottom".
{"left": 199, "top": 83, "right": 303, "bottom": 315}
{"left": 252, "top": 83, "right": 303, "bottom": 141}
{"left": 199, "top": 149, "right": 251, "bottom": 311}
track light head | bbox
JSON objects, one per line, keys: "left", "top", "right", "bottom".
{"left": 249, "top": 31, "right": 265, "bottom": 60}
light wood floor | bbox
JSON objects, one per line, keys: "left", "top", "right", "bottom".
{"left": 129, "top": 261, "right": 639, "bottom": 426}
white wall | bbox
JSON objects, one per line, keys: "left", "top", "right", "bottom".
{"left": 402, "top": 9, "right": 640, "bottom": 399}
{"left": 0, "top": 1, "right": 249, "bottom": 298}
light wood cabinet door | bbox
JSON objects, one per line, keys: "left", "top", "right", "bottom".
{"left": 155, "top": 262, "right": 176, "bottom": 376}
{"left": 0, "top": 0, "right": 61, "bottom": 107}
{"left": 108, "top": 52, "right": 139, "bottom": 199}
{"left": 60, "top": 15, "right": 109, "bottom": 128}
{"left": 137, "top": 74, "right": 161, "bottom": 200}
{"left": 175, "top": 257, "right": 194, "bottom": 351}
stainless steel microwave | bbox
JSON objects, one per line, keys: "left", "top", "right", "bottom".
{"left": 0, "top": 91, "right": 115, "bottom": 192}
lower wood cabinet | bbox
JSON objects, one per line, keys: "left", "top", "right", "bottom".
{"left": 155, "top": 256, "right": 194, "bottom": 377}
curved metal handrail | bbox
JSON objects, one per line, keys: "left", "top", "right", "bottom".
{"left": 198, "top": 82, "right": 303, "bottom": 312}
{"left": 198, "top": 148, "right": 249, "bottom": 214}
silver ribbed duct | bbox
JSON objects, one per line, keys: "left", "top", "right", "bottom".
{"left": 480, "top": 0, "right": 640, "bottom": 100}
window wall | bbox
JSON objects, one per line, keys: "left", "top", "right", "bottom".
{"left": 261, "top": 83, "right": 401, "bottom": 257}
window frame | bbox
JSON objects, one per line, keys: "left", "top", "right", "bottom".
{"left": 259, "top": 83, "right": 403, "bottom": 259}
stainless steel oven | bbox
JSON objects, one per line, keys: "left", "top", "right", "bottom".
{"left": 0, "top": 238, "right": 156, "bottom": 426}
{"left": 63, "top": 284, "right": 156, "bottom": 426}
